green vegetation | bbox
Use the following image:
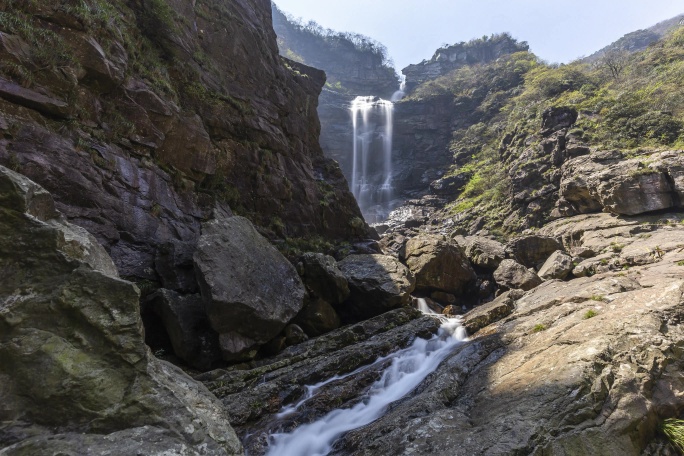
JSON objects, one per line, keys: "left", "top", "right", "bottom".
{"left": 276, "top": 236, "right": 338, "bottom": 259}
{"left": 506, "top": 28, "right": 684, "bottom": 149}
{"left": 583, "top": 309, "right": 598, "bottom": 319}
{"left": 590, "top": 294, "right": 605, "bottom": 302}
{"left": 676, "top": 260, "right": 684, "bottom": 266}
{"left": 662, "top": 418, "right": 684, "bottom": 453}
{"left": 427, "top": 27, "right": 684, "bottom": 235}
{"left": 0, "top": 10, "right": 74, "bottom": 78}
{"left": 532, "top": 323, "right": 546, "bottom": 333}
{"left": 610, "top": 242, "right": 625, "bottom": 253}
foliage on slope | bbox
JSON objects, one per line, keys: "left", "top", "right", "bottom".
{"left": 405, "top": 27, "right": 684, "bottom": 235}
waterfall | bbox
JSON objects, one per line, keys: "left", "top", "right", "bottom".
{"left": 350, "top": 96, "right": 395, "bottom": 224}
{"left": 265, "top": 300, "right": 467, "bottom": 456}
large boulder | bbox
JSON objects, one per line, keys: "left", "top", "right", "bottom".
{"left": 493, "top": 259, "right": 543, "bottom": 291}
{"left": 338, "top": 254, "right": 416, "bottom": 320}
{"left": 404, "top": 234, "right": 476, "bottom": 294}
{"left": 194, "top": 212, "right": 305, "bottom": 361}
{"left": 538, "top": 250, "right": 575, "bottom": 281}
{"left": 458, "top": 235, "right": 507, "bottom": 270}
{"left": 0, "top": 166, "right": 242, "bottom": 455}
{"left": 299, "top": 252, "right": 350, "bottom": 305}
{"left": 144, "top": 289, "right": 221, "bottom": 371}
{"left": 509, "top": 234, "right": 563, "bottom": 268}
{"left": 559, "top": 151, "right": 684, "bottom": 216}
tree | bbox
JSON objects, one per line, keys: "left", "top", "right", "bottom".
{"left": 599, "top": 49, "right": 629, "bottom": 80}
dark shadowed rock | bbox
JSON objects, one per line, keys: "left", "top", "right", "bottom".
{"left": 509, "top": 234, "right": 563, "bottom": 268}
{"left": 145, "top": 289, "right": 221, "bottom": 371}
{"left": 194, "top": 212, "right": 305, "bottom": 361}
{"left": 293, "top": 298, "right": 341, "bottom": 337}
{"left": 284, "top": 324, "right": 309, "bottom": 346}
{"left": 0, "top": 0, "right": 374, "bottom": 297}
{"left": 493, "top": 259, "right": 543, "bottom": 291}
{"left": 299, "top": 252, "right": 350, "bottom": 305}
{"left": 338, "top": 254, "right": 416, "bottom": 320}
{"left": 0, "top": 166, "right": 241, "bottom": 455}
{"left": 541, "top": 106, "right": 578, "bottom": 134}
{"left": 538, "top": 250, "right": 575, "bottom": 281}
{"left": 430, "top": 173, "right": 470, "bottom": 195}
{"left": 0, "top": 76, "right": 70, "bottom": 118}
{"left": 405, "top": 234, "right": 476, "bottom": 294}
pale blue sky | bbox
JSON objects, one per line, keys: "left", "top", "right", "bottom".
{"left": 274, "top": 0, "right": 684, "bottom": 70}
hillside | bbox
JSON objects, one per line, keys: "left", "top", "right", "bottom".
{"left": 385, "top": 25, "right": 684, "bottom": 238}
{"left": 584, "top": 12, "right": 684, "bottom": 62}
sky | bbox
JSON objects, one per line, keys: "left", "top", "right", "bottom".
{"left": 273, "top": 0, "right": 684, "bottom": 71}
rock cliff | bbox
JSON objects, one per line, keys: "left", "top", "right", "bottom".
{"left": 0, "top": 0, "right": 371, "bottom": 294}
{"left": 402, "top": 33, "right": 529, "bottom": 92}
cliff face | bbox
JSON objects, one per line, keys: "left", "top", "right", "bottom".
{"left": 272, "top": 3, "right": 399, "bottom": 98}
{"left": 0, "top": 0, "right": 370, "bottom": 292}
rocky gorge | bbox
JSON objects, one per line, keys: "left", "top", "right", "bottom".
{"left": 1, "top": 1, "right": 684, "bottom": 456}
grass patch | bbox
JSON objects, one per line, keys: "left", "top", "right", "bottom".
{"left": 610, "top": 242, "right": 624, "bottom": 253}
{"left": 583, "top": 309, "right": 598, "bottom": 319}
{"left": 590, "top": 294, "right": 605, "bottom": 302}
{"left": 532, "top": 323, "right": 546, "bottom": 333}
{"left": 662, "top": 418, "right": 684, "bottom": 453}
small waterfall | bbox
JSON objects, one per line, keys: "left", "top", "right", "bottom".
{"left": 350, "top": 96, "right": 395, "bottom": 223}
{"left": 265, "top": 300, "right": 467, "bottom": 456}
{"left": 390, "top": 79, "right": 406, "bottom": 102}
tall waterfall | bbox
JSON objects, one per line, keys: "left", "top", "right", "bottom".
{"left": 265, "top": 300, "right": 467, "bottom": 456}
{"left": 350, "top": 96, "right": 395, "bottom": 224}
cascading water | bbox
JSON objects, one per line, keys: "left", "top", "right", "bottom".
{"left": 350, "top": 96, "right": 396, "bottom": 223}
{"left": 265, "top": 300, "right": 467, "bottom": 456}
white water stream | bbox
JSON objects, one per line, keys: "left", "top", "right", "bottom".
{"left": 265, "top": 300, "right": 467, "bottom": 456}
{"left": 350, "top": 96, "right": 395, "bottom": 222}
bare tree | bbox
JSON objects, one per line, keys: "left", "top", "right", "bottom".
{"left": 599, "top": 49, "right": 629, "bottom": 80}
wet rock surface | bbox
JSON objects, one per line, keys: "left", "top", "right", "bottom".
{"left": 0, "top": 166, "right": 242, "bottom": 455}
{"left": 197, "top": 308, "right": 440, "bottom": 455}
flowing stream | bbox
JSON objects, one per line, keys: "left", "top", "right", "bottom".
{"left": 265, "top": 300, "right": 467, "bottom": 456}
